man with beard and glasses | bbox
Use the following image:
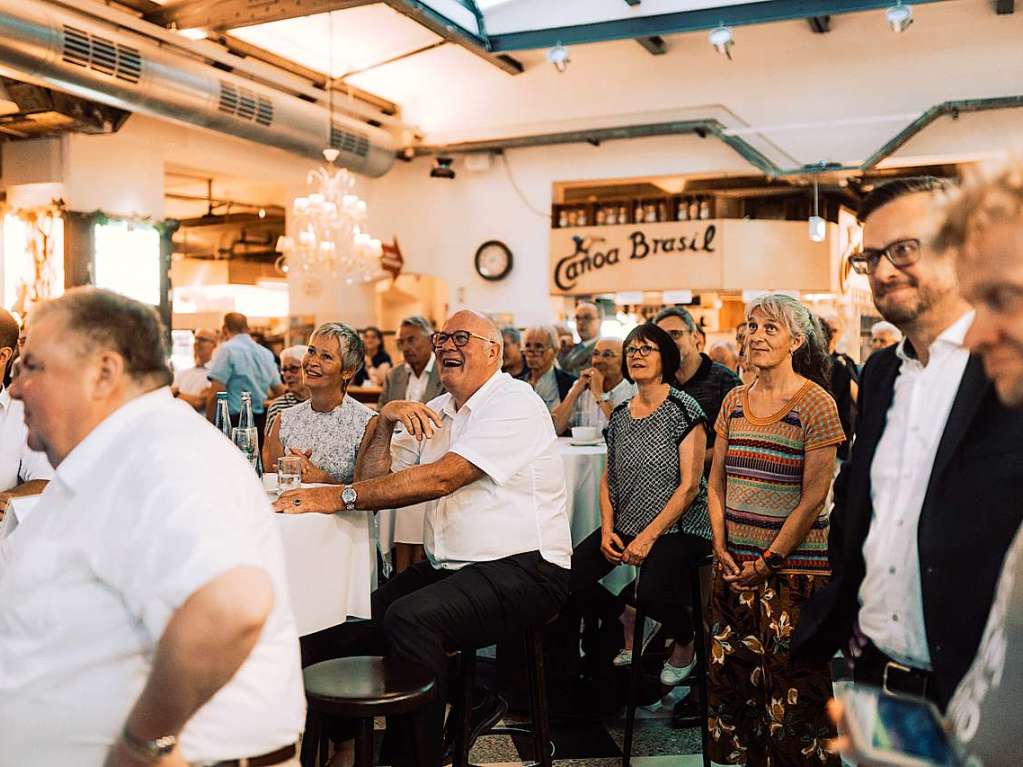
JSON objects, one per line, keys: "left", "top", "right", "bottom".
{"left": 794, "top": 177, "right": 1023, "bottom": 712}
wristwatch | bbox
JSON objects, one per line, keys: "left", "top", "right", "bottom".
{"left": 761, "top": 550, "right": 785, "bottom": 572}
{"left": 341, "top": 485, "right": 358, "bottom": 511}
{"left": 121, "top": 726, "right": 177, "bottom": 762}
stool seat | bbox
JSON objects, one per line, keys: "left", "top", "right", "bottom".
{"left": 304, "top": 656, "right": 435, "bottom": 718}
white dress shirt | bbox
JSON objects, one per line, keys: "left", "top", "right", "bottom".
{"left": 172, "top": 362, "right": 210, "bottom": 396}
{"left": 572, "top": 378, "right": 637, "bottom": 431}
{"left": 392, "top": 370, "right": 572, "bottom": 570}
{"left": 0, "top": 388, "right": 305, "bottom": 766}
{"left": 858, "top": 311, "right": 974, "bottom": 669}
{"left": 404, "top": 354, "right": 436, "bottom": 403}
{"left": 0, "top": 386, "right": 53, "bottom": 491}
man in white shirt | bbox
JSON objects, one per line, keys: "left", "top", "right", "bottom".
{"left": 796, "top": 177, "right": 1023, "bottom": 709}
{"left": 171, "top": 327, "right": 217, "bottom": 412}
{"left": 276, "top": 309, "right": 572, "bottom": 767}
{"left": 0, "top": 288, "right": 305, "bottom": 767}
{"left": 0, "top": 307, "right": 52, "bottom": 516}
{"left": 552, "top": 336, "right": 636, "bottom": 435}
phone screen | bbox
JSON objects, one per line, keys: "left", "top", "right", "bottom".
{"left": 844, "top": 686, "right": 959, "bottom": 766}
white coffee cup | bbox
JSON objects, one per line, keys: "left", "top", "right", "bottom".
{"left": 571, "top": 426, "right": 599, "bottom": 442}
{"left": 261, "top": 472, "right": 279, "bottom": 492}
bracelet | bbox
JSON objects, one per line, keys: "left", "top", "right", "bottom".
{"left": 121, "top": 726, "right": 177, "bottom": 763}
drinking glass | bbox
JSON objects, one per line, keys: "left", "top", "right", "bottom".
{"left": 277, "top": 456, "right": 304, "bottom": 494}
{"left": 231, "top": 426, "right": 259, "bottom": 472}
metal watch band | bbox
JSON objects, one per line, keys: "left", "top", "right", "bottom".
{"left": 121, "top": 725, "right": 177, "bottom": 762}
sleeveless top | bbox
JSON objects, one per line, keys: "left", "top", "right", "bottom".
{"left": 279, "top": 396, "right": 375, "bottom": 483}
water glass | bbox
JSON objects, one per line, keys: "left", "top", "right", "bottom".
{"left": 231, "top": 426, "right": 259, "bottom": 472}
{"left": 277, "top": 456, "right": 303, "bottom": 493}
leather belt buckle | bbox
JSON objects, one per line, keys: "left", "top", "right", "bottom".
{"left": 882, "top": 659, "right": 926, "bottom": 698}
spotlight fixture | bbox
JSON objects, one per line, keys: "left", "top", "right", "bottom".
{"left": 430, "top": 157, "right": 456, "bottom": 180}
{"left": 809, "top": 175, "right": 826, "bottom": 242}
{"left": 547, "top": 43, "right": 570, "bottom": 73}
{"left": 708, "top": 25, "right": 734, "bottom": 60}
{"left": 885, "top": 2, "right": 913, "bottom": 33}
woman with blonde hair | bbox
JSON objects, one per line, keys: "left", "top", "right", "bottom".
{"left": 706, "top": 293, "right": 843, "bottom": 766}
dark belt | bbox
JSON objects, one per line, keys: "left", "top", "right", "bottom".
{"left": 852, "top": 641, "right": 935, "bottom": 701}
{"left": 206, "top": 743, "right": 297, "bottom": 767}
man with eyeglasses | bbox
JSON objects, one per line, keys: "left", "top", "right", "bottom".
{"left": 523, "top": 325, "right": 577, "bottom": 410}
{"left": 263, "top": 345, "right": 311, "bottom": 435}
{"left": 558, "top": 301, "right": 602, "bottom": 376}
{"left": 551, "top": 337, "right": 636, "bottom": 435}
{"left": 795, "top": 177, "right": 1023, "bottom": 711}
{"left": 655, "top": 306, "right": 740, "bottom": 471}
{"left": 171, "top": 328, "right": 217, "bottom": 412}
{"left": 275, "top": 310, "right": 572, "bottom": 767}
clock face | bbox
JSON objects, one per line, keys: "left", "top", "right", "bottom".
{"left": 475, "top": 240, "right": 513, "bottom": 281}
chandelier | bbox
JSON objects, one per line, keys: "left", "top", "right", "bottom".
{"left": 275, "top": 164, "right": 383, "bottom": 286}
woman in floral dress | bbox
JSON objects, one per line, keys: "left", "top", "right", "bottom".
{"left": 706, "top": 294, "right": 844, "bottom": 766}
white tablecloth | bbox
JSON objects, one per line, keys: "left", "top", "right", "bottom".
{"left": 557, "top": 437, "right": 637, "bottom": 594}
{"left": 274, "top": 490, "right": 373, "bottom": 636}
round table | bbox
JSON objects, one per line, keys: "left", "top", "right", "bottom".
{"left": 273, "top": 484, "right": 374, "bottom": 636}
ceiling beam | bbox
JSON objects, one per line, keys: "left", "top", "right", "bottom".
{"left": 145, "top": 0, "right": 377, "bottom": 31}
{"left": 381, "top": 0, "right": 524, "bottom": 75}
{"left": 635, "top": 35, "right": 667, "bottom": 54}
{"left": 807, "top": 15, "right": 832, "bottom": 32}
{"left": 488, "top": 0, "right": 956, "bottom": 51}
{"left": 994, "top": 0, "right": 1015, "bottom": 13}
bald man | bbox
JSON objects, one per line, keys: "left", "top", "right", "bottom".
{"left": 559, "top": 302, "right": 601, "bottom": 375}
{"left": 172, "top": 328, "right": 218, "bottom": 412}
{"left": 552, "top": 337, "right": 636, "bottom": 435}
{"left": 276, "top": 310, "right": 572, "bottom": 767}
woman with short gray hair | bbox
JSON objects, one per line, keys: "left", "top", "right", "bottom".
{"left": 263, "top": 322, "right": 376, "bottom": 485}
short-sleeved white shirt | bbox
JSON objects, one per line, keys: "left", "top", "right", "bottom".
{"left": 392, "top": 371, "right": 572, "bottom": 570}
{"left": 0, "top": 388, "right": 305, "bottom": 766}
{"left": 0, "top": 386, "right": 53, "bottom": 491}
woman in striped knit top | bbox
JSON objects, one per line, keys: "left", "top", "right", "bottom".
{"left": 706, "top": 293, "right": 844, "bottom": 767}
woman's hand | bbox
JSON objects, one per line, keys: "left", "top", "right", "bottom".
{"left": 621, "top": 534, "right": 655, "bottom": 566}
{"left": 723, "top": 559, "right": 768, "bottom": 592}
{"left": 600, "top": 530, "right": 626, "bottom": 564}
{"left": 272, "top": 487, "right": 339, "bottom": 514}
{"left": 380, "top": 400, "right": 443, "bottom": 441}
{"left": 286, "top": 448, "right": 334, "bottom": 484}
{"left": 714, "top": 544, "right": 741, "bottom": 577}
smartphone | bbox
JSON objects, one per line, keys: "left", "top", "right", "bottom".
{"left": 837, "top": 684, "right": 961, "bottom": 767}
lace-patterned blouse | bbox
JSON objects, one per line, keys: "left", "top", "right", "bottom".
{"left": 278, "top": 396, "right": 375, "bottom": 483}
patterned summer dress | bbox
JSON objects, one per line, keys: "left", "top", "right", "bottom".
{"left": 278, "top": 396, "right": 375, "bottom": 483}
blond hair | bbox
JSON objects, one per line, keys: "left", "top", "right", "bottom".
{"left": 934, "top": 160, "right": 1023, "bottom": 253}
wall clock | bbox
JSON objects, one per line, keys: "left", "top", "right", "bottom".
{"left": 474, "top": 240, "right": 513, "bottom": 281}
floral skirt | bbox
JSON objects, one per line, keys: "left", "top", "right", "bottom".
{"left": 706, "top": 570, "right": 839, "bottom": 766}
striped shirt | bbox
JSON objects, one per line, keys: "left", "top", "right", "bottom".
{"left": 714, "top": 380, "right": 844, "bottom": 574}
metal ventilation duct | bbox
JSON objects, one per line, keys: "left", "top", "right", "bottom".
{"left": 0, "top": 0, "right": 397, "bottom": 177}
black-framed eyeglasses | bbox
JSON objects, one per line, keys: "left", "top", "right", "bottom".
{"left": 848, "top": 238, "right": 922, "bottom": 275}
{"left": 624, "top": 344, "right": 659, "bottom": 358}
{"left": 430, "top": 330, "right": 496, "bottom": 349}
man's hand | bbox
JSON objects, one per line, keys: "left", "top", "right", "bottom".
{"left": 273, "top": 486, "right": 339, "bottom": 514}
{"left": 104, "top": 739, "right": 188, "bottom": 767}
{"left": 0, "top": 491, "right": 11, "bottom": 513}
{"left": 585, "top": 367, "right": 604, "bottom": 398}
{"left": 621, "top": 534, "right": 655, "bottom": 566}
{"left": 380, "top": 400, "right": 443, "bottom": 441}
{"left": 600, "top": 530, "right": 625, "bottom": 564}
{"left": 285, "top": 448, "right": 334, "bottom": 484}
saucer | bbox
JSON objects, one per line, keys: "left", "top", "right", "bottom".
{"left": 570, "top": 438, "right": 603, "bottom": 446}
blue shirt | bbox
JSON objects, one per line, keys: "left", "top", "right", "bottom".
{"left": 207, "top": 334, "right": 281, "bottom": 415}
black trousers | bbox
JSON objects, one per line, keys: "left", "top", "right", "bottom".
{"left": 371, "top": 550, "right": 570, "bottom": 767}
{"left": 569, "top": 529, "right": 710, "bottom": 643}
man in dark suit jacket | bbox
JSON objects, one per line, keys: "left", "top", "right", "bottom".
{"left": 377, "top": 316, "right": 444, "bottom": 409}
{"left": 794, "top": 177, "right": 1023, "bottom": 709}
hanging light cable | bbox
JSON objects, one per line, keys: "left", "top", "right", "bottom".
{"left": 323, "top": 11, "right": 340, "bottom": 164}
{"left": 809, "top": 173, "right": 826, "bottom": 242}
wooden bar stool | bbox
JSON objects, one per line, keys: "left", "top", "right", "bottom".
{"left": 453, "top": 624, "right": 554, "bottom": 767}
{"left": 622, "top": 554, "right": 713, "bottom": 767}
{"left": 302, "top": 656, "right": 435, "bottom": 767}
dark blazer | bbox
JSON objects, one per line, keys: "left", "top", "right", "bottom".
{"left": 794, "top": 344, "right": 1023, "bottom": 707}
{"left": 554, "top": 367, "right": 576, "bottom": 403}
{"left": 377, "top": 361, "right": 445, "bottom": 408}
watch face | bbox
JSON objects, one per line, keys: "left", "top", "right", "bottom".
{"left": 475, "top": 241, "right": 512, "bottom": 281}
{"left": 342, "top": 487, "right": 357, "bottom": 503}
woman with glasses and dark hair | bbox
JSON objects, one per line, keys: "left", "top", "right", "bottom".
{"left": 568, "top": 322, "right": 713, "bottom": 686}
{"left": 706, "top": 293, "right": 842, "bottom": 766}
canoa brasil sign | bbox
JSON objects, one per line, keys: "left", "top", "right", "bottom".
{"left": 548, "top": 219, "right": 835, "bottom": 296}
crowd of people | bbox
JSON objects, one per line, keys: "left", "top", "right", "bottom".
{"left": 3, "top": 166, "right": 1023, "bottom": 767}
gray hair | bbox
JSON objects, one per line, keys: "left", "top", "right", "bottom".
{"left": 653, "top": 305, "right": 698, "bottom": 332}
{"left": 709, "top": 340, "right": 738, "bottom": 355}
{"left": 746, "top": 293, "right": 832, "bottom": 392}
{"left": 311, "top": 322, "right": 364, "bottom": 376}
{"left": 281, "top": 345, "right": 307, "bottom": 363}
{"left": 400, "top": 315, "right": 433, "bottom": 336}
{"left": 870, "top": 320, "right": 902, "bottom": 340}
{"left": 524, "top": 325, "right": 560, "bottom": 351}
{"left": 500, "top": 326, "right": 521, "bottom": 345}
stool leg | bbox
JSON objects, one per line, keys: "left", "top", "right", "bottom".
{"left": 354, "top": 717, "right": 374, "bottom": 767}
{"left": 454, "top": 649, "right": 476, "bottom": 767}
{"left": 691, "top": 567, "right": 711, "bottom": 767}
{"left": 524, "top": 629, "right": 553, "bottom": 767}
{"left": 300, "top": 708, "right": 321, "bottom": 767}
{"left": 622, "top": 605, "right": 645, "bottom": 767}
